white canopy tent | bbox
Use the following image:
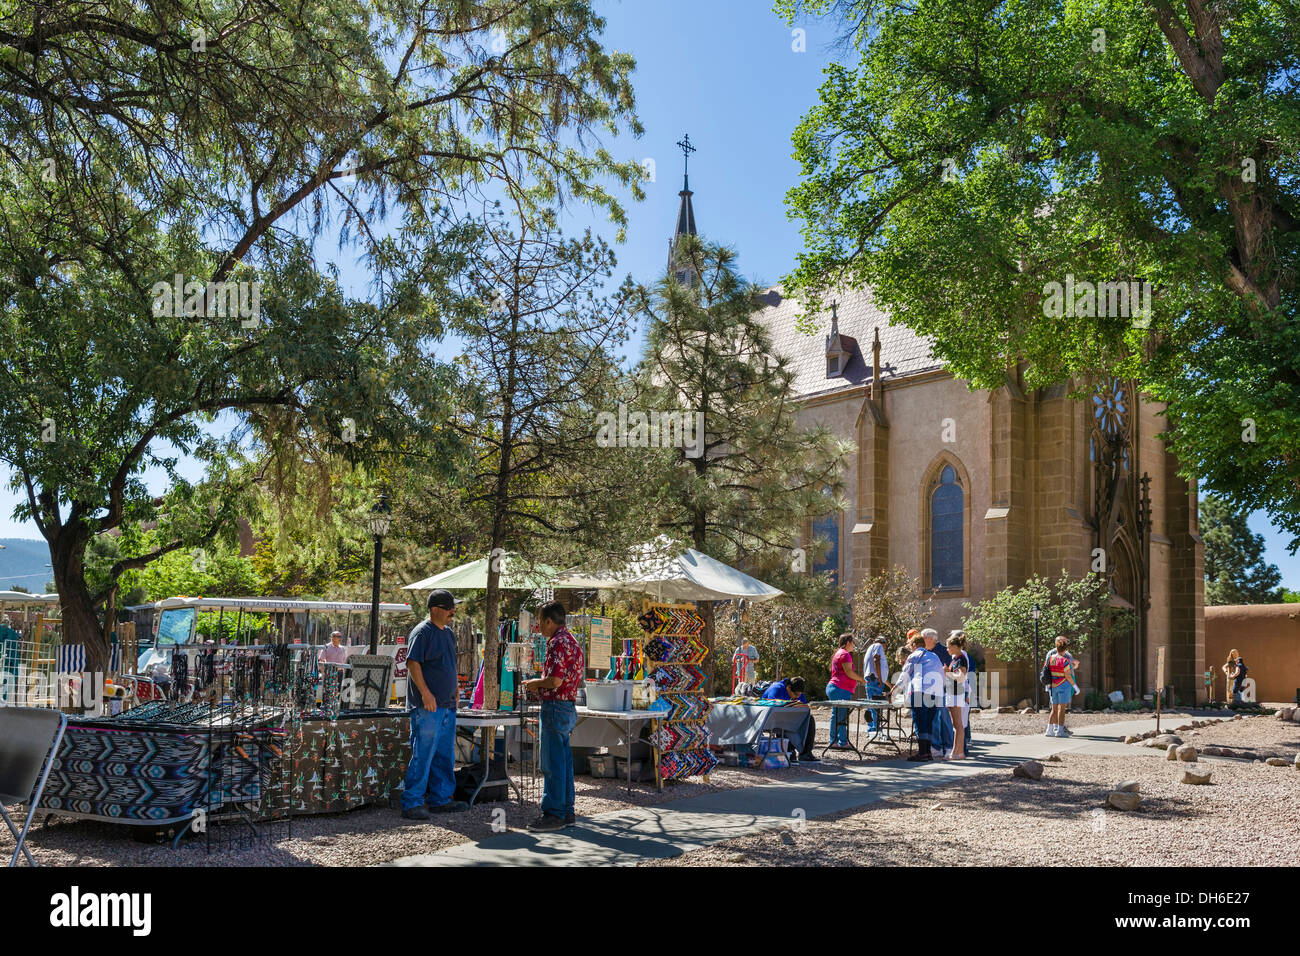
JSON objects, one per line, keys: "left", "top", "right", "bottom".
{"left": 0, "top": 591, "right": 60, "bottom": 606}
{"left": 554, "top": 537, "right": 783, "bottom": 603}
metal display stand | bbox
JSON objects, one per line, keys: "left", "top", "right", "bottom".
{"left": 807, "top": 699, "right": 905, "bottom": 759}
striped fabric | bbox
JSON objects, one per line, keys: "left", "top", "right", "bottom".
{"left": 109, "top": 642, "right": 121, "bottom": 674}
{"left": 56, "top": 643, "right": 86, "bottom": 675}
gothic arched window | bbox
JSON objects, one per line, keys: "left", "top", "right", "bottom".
{"left": 930, "top": 464, "right": 964, "bottom": 591}
{"left": 812, "top": 487, "right": 840, "bottom": 586}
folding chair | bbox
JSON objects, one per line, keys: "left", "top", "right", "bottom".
{"left": 0, "top": 707, "right": 68, "bottom": 867}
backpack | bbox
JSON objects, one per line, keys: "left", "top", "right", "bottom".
{"left": 1040, "top": 656, "right": 1055, "bottom": 688}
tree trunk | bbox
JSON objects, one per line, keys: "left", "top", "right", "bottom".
{"left": 483, "top": 560, "right": 501, "bottom": 711}
{"left": 691, "top": 505, "right": 714, "bottom": 695}
{"left": 48, "top": 527, "right": 107, "bottom": 672}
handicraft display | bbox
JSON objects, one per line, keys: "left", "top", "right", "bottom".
{"left": 638, "top": 601, "right": 716, "bottom": 782}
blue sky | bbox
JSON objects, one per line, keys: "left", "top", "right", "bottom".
{"left": 1, "top": 0, "right": 1297, "bottom": 586}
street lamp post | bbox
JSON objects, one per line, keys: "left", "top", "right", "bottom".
{"left": 364, "top": 494, "right": 392, "bottom": 655}
{"left": 1031, "top": 602, "right": 1042, "bottom": 712}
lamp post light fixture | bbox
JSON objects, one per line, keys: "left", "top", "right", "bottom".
{"left": 1031, "top": 602, "right": 1043, "bottom": 712}
{"left": 364, "top": 493, "right": 392, "bottom": 655}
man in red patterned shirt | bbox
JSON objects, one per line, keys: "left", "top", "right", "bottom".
{"left": 522, "top": 601, "right": 585, "bottom": 831}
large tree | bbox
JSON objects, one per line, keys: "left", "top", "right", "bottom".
{"left": 0, "top": 1, "right": 642, "bottom": 669}
{"left": 778, "top": 0, "right": 1300, "bottom": 545}
{"left": 407, "top": 203, "right": 654, "bottom": 708}
{"left": 1201, "top": 493, "right": 1283, "bottom": 605}
{"left": 636, "top": 235, "right": 854, "bottom": 682}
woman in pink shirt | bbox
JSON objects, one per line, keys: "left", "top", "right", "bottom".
{"left": 826, "top": 633, "right": 868, "bottom": 749}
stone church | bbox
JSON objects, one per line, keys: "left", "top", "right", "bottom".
{"left": 670, "top": 153, "right": 1206, "bottom": 706}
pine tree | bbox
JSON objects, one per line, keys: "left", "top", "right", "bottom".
{"left": 1201, "top": 494, "right": 1283, "bottom": 605}
{"left": 636, "top": 235, "right": 854, "bottom": 685}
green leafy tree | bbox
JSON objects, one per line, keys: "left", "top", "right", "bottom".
{"left": 778, "top": 0, "right": 1300, "bottom": 546}
{"left": 0, "top": 1, "right": 643, "bottom": 670}
{"left": 714, "top": 598, "right": 840, "bottom": 696}
{"left": 849, "top": 565, "right": 934, "bottom": 648}
{"left": 1201, "top": 493, "right": 1283, "bottom": 605}
{"left": 412, "top": 205, "right": 653, "bottom": 708}
{"left": 636, "top": 235, "right": 855, "bottom": 683}
{"left": 961, "top": 570, "right": 1134, "bottom": 681}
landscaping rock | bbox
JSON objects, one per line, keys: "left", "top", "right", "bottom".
{"left": 1124, "top": 735, "right": 1140, "bottom": 744}
{"left": 1265, "top": 757, "right": 1289, "bottom": 767}
{"left": 1181, "top": 769, "right": 1213, "bottom": 785}
{"left": 1106, "top": 791, "right": 1142, "bottom": 811}
{"left": 1019, "top": 707, "right": 1036, "bottom": 715}
{"left": 1013, "top": 760, "right": 1044, "bottom": 780}
{"left": 997, "top": 706, "right": 1016, "bottom": 714}
{"left": 1275, "top": 707, "right": 1295, "bottom": 721}
{"left": 1294, "top": 754, "right": 1299, "bottom": 770}
{"left": 1175, "top": 744, "right": 1199, "bottom": 762}
{"left": 1114, "top": 779, "right": 1141, "bottom": 793}
{"left": 1047, "top": 754, "right": 1062, "bottom": 762}
{"left": 1016, "top": 699, "right": 1031, "bottom": 711}
{"left": 1154, "top": 734, "right": 1183, "bottom": 748}
{"left": 1201, "top": 746, "right": 1222, "bottom": 756}
{"left": 1166, "top": 746, "right": 1178, "bottom": 761}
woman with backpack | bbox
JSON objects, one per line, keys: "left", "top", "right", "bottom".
{"left": 1222, "top": 649, "right": 1248, "bottom": 705}
{"left": 1043, "top": 636, "right": 1080, "bottom": 738}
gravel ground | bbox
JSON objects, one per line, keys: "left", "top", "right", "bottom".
{"left": 20, "top": 715, "right": 1291, "bottom": 866}
{"left": 1134, "top": 714, "right": 1300, "bottom": 761}
{"left": 13, "top": 757, "right": 838, "bottom": 866}
{"left": 644, "top": 746, "right": 1300, "bottom": 867}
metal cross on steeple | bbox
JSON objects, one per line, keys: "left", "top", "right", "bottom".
{"left": 676, "top": 133, "right": 696, "bottom": 178}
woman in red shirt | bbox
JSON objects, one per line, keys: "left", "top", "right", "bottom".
{"left": 826, "top": 633, "right": 869, "bottom": 749}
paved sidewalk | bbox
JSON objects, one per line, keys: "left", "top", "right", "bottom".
{"left": 387, "top": 715, "right": 1230, "bottom": 867}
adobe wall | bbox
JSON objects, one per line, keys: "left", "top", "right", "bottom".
{"left": 1204, "top": 604, "right": 1300, "bottom": 704}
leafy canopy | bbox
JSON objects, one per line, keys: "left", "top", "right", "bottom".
{"left": 778, "top": 0, "right": 1300, "bottom": 544}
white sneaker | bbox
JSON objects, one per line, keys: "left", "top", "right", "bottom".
{"left": 1058, "top": 727, "right": 1072, "bottom": 737}
{"left": 1045, "top": 725, "right": 1059, "bottom": 737}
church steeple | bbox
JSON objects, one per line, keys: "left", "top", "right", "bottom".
{"left": 668, "top": 133, "right": 698, "bottom": 283}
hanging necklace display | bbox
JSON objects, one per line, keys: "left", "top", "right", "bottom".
{"left": 320, "top": 663, "right": 343, "bottom": 720}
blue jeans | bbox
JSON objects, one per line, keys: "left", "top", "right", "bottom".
{"left": 864, "top": 676, "right": 887, "bottom": 731}
{"left": 540, "top": 700, "right": 578, "bottom": 819}
{"left": 909, "top": 692, "right": 940, "bottom": 754}
{"left": 826, "top": 683, "right": 853, "bottom": 745}
{"left": 936, "top": 703, "right": 954, "bottom": 754}
{"left": 402, "top": 706, "right": 456, "bottom": 810}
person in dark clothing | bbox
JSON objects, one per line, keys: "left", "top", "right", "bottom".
{"left": 762, "top": 676, "right": 819, "bottom": 762}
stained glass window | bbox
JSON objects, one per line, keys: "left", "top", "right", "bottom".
{"left": 930, "top": 465, "right": 963, "bottom": 591}
{"left": 813, "top": 511, "right": 840, "bottom": 586}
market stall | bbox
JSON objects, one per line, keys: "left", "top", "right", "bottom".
{"left": 706, "top": 696, "right": 811, "bottom": 767}
{"left": 34, "top": 597, "right": 420, "bottom": 845}
{"left": 555, "top": 538, "right": 784, "bottom": 786}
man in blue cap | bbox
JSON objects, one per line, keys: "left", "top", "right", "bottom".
{"left": 401, "top": 588, "right": 468, "bottom": 819}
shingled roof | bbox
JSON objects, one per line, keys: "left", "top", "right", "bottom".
{"left": 754, "top": 286, "right": 943, "bottom": 400}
